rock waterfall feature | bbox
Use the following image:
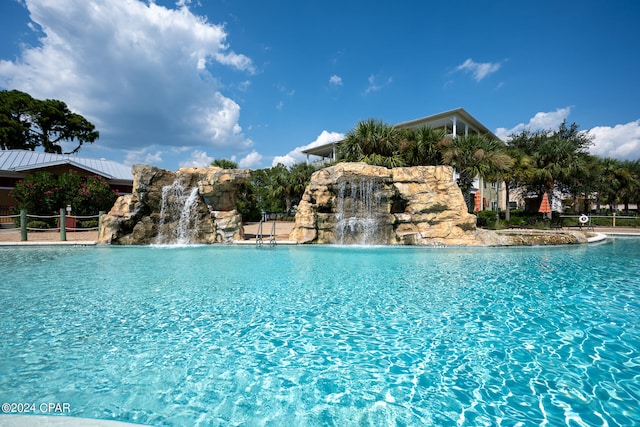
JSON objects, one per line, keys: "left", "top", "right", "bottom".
{"left": 155, "top": 179, "right": 201, "bottom": 245}
{"left": 97, "top": 162, "right": 591, "bottom": 246}
{"left": 290, "top": 163, "right": 484, "bottom": 246}
{"left": 98, "top": 164, "right": 251, "bottom": 245}
{"left": 289, "top": 163, "right": 592, "bottom": 246}
{"left": 334, "top": 177, "right": 391, "bottom": 245}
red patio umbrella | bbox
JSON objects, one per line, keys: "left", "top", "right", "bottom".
{"left": 538, "top": 193, "right": 551, "bottom": 218}
{"left": 474, "top": 191, "right": 482, "bottom": 213}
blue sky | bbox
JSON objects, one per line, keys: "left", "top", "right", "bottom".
{"left": 1, "top": 0, "right": 639, "bottom": 170}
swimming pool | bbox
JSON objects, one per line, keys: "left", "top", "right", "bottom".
{"left": 1, "top": 238, "right": 639, "bottom": 426}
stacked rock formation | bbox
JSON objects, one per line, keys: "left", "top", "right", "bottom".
{"left": 289, "top": 162, "right": 485, "bottom": 245}
{"left": 98, "top": 162, "right": 590, "bottom": 247}
{"left": 98, "top": 164, "right": 250, "bottom": 244}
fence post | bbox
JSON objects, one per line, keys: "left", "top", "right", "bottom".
{"left": 612, "top": 212, "right": 616, "bottom": 227}
{"left": 98, "top": 211, "right": 105, "bottom": 235}
{"left": 60, "top": 208, "right": 66, "bottom": 241}
{"left": 20, "top": 209, "right": 27, "bottom": 241}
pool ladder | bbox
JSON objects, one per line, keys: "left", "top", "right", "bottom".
{"left": 256, "top": 219, "right": 276, "bottom": 247}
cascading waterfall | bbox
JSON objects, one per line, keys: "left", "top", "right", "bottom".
{"left": 155, "top": 179, "right": 201, "bottom": 245}
{"left": 335, "top": 178, "right": 384, "bottom": 245}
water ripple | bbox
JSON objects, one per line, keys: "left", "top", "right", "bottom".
{"left": 1, "top": 240, "right": 639, "bottom": 426}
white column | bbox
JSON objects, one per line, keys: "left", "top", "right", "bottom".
{"left": 452, "top": 116, "right": 457, "bottom": 137}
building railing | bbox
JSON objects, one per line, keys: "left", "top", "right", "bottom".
{"left": 0, "top": 209, "right": 105, "bottom": 241}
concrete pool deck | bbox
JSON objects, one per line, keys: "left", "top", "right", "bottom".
{"left": 0, "top": 221, "right": 299, "bottom": 246}
{"left": 0, "top": 222, "right": 638, "bottom": 246}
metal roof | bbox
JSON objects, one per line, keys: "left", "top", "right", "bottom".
{"left": 0, "top": 150, "right": 133, "bottom": 182}
{"left": 394, "top": 108, "right": 499, "bottom": 140}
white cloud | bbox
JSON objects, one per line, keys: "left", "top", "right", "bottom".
{"left": 589, "top": 120, "right": 640, "bottom": 160}
{"left": 189, "top": 93, "right": 252, "bottom": 149}
{"left": 495, "top": 107, "right": 572, "bottom": 140}
{"left": 365, "top": 74, "right": 392, "bottom": 94}
{"left": 329, "top": 74, "right": 342, "bottom": 86}
{"left": 179, "top": 150, "right": 215, "bottom": 168}
{"left": 237, "top": 80, "right": 251, "bottom": 92}
{"left": 455, "top": 58, "right": 501, "bottom": 82}
{"left": 123, "top": 146, "right": 164, "bottom": 166}
{"left": 238, "top": 150, "right": 263, "bottom": 168}
{"left": 0, "top": 0, "right": 253, "bottom": 159}
{"left": 495, "top": 108, "right": 640, "bottom": 161}
{"left": 272, "top": 130, "right": 344, "bottom": 167}
{"left": 213, "top": 51, "right": 256, "bottom": 74}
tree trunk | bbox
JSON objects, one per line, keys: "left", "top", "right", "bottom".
{"left": 583, "top": 193, "right": 590, "bottom": 214}
{"left": 285, "top": 190, "right": 292, "bottom": 215}
{"left": 505, "top": 182, "right": 511, "bottom": 222}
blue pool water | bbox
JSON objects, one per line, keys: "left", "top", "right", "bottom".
{"left": 1, "top": 238, "right": 639, "bottom": 426}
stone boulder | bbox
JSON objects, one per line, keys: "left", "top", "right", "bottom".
{"left": 289, "top": 163, "right": 486, "bottom": 246}
{"left": 99, "top": 164, "right": 251, "bottom": 245}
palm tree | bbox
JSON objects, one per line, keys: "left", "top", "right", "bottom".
{"left": 578, "top": 155, "right": 604, "bottom": 213}
{"left": 268, "top": 164, "right": 290, "bottom": 213}
{"left": 596, "top": 158, "right": 632, "bottom": 213}
{"left": 507, "top": 122, "right": 593, "bottom": 212}
{"left": 268, "top": 162, "right": 317, "bottom": 215}
{"left": 338, "top": 119, "right": 404, "bottom": 168}
{"left": 501, "top": 145, "right": 534, "bottom": 221}
{"left": 399, "top": 125, "right": 446, "bottom": 166}
{"left": 562, "top": 153, "right": 591, "bottom": 213}
{"left": 439, "top": 134, "right": 513, "bottom": 210}
{"left": 211, "top": 158, "right": 238, "bottom": 169}
{"left": 286, "top": 162, "right": 316, "bottom": 214}
{"left": 619, "top": 160, "right": 639, "bottom": 214}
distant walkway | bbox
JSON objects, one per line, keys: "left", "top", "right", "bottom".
{"left": 240, "top": 221, "right": 296, "bottom": 243}
{"left": 0, "top": 228, "right": 98, "bottom": 245}
{"left": 592, "top": 226, "right": 640, "bottom": 236}
{"left": 0, "top": 222, "right": 298, "bottom": 245}
{"left": 1, "top": 223, "right": 637, "bottom": 246}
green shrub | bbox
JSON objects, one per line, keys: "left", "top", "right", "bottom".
{"left": 78, "top": 219, "right": 99, "bottom": 229}
{"left": 616, "top": 217, "right": 640, "bottom": 227}
{"left": 26, "top": 220, "right": 51, "bottom": 229}
{"left": 476, "top": 210, "right": 495, "bottom": 226}
{"left": 11, "top": 172, "right": 117, "bottom": 216}
{"left": 10, "top": 172, "right": 59, "bottom": 215}
{"left": 476, "top": 209, "right": 553, "bottom": 229}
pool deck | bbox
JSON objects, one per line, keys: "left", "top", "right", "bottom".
{"left": 0, "top": 221, "right": 299, "bottom": 246}
{"left": 0, "top": 223, "right": 638, "bottom": 246}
